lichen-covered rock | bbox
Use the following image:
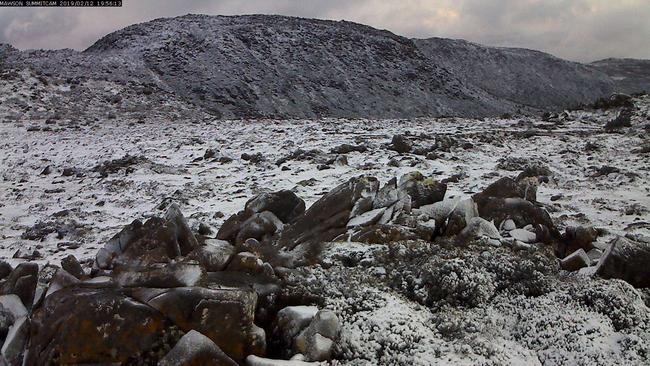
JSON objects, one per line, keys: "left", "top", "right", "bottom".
{"left": 597, "top": 236, "right": 650, "bottom": 288}
{"left": 158, "top": 330, "right": 238, "bottom": 366}
{"left": 397, "top": 171, "right": 447, "bottom": 208}
{"left": 26, "top": 287, "right": 171, "bottom": 365}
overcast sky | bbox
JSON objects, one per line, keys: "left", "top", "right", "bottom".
{"left": 0, "top": 0, "right": 648, "bottom": 62}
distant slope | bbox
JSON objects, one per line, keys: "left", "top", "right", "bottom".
{"left": 1, "top": 14, "right": 620, "bottom": 119}
{"left": 414, "top": 37, "right": 614, "bottom": 109}
{"left": 591, "top": 58, "right": 650, "bottom": 95}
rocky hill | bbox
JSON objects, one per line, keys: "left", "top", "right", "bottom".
{"left": 591, "top": 58, "right": 650, "bottom": 95}
{"left": 414, "top": 37, "right": 614, "bottom": 110}
{"left": 0, "top": 14, "right": 634, "bottom": 120}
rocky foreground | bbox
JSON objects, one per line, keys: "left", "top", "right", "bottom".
{"left": 0, "top": 93, "right": 649, "bottom": 365}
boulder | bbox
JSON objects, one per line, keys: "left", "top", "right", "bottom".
{"left": 158, "top": 330, "right": 238, "bottom": 366}
{"left": 597, "top": 237, "right": 650, "bottom": 288}
{"left": 61, "top": 254, "right": 85, "bottom": 279}
{"left": 165, "top": 203, "right": 200, "bottom": 255}
{"left": 415, "top": 198, "right": 459, "bottom": 229}
{"left": 501, "top": 219, "right": 517, "bottom": 231}
{"left": 397, "top": 171, "right": 447, "bottom": 208}
{"left": 560, "top": 249, "right": 590, "bottom": 271}
{"left": 187, "top": 239, "right": 235, "bottom": 271}
{"left": 373, "top": 178, "right": 400, "bottom": 209}
{"left": 557, "top": 226, "right": 598, "bottom": 258}
{"left": 217, "top": 211, "right": 250, "bottom": 242}
{"left": 390, "top": 134, "right": 412, "bottom": 154}
{"left": 509, "top": 228, "right": 537, "bottom": 243}
{"left": 473, "top": 177, "right": 535, "bottom": 203}
{"left": 131, "top": 287, "right": 265, "bottom": 362}
{"left": 445, "top": 198, "right": 478, "bottom": 236}
{"left": 227, "top": 252, "right": 265, "bottom": 275}
{"left": 0, "top": 262, "right": 12, "bottom": 281}
{"left": 96, "top": 217, "right": 182, "bottom": 269}
{"left": 294, "top": 310, "right": 340, "bottom": 362}
{"left": 473, "top": 197, "right": 557, "bottom": 241}
{"left": 271, "top": 306, "right": 319, "bottom": 356}
{"left": 236, "top": 211, "right": 284, "bottom": 244}
{"left": 0, "top": 295, "right": 28, "bottom": 319}
{"left": 2, "top": 315, "right": 28, "bottom": 365}
{"left": 458, "top": 217, "right": 501, "bottom": 241}
{"left": 0, "top": 304, "right": 13, "bottom": 344}
{"left": 0, "top": 262, "right": 38, "bottom": 309}
{"left": 45, "top": 268, "right": 81, "bottom": 298}
{"left": 277, "top": 177, "right": 379, "bottom": 250}
{"left": 245, "top": 190, "right": 306, "bottom": 223}
{"left": 346, "top": 208, "right": 386, "bottom": 228}
{"left": 26, "top": 287, "right": 170, "bottom": 365}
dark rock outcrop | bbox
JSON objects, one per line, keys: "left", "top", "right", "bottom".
{"left": 597, "top": 237, "right": 650, "bottom": 288}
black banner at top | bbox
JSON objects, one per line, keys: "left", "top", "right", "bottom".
{"left": 0, "top": 0, "right": 122, "bottom": 6}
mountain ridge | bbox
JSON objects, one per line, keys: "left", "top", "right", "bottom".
{"left": 1, "top": 14, "right": 647, "bottom": 119}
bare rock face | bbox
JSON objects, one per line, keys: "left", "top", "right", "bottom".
{"left": 597, "top": 237, "right": 650, "bottom": 288}
{"left": 26, "top": 287, "right": 172, "bottom": 365}
{"left": 277, "top": 176, "right": 379, "bottom": 249}
{"left": 130, "top": 287, "right": 266, "bottom": 362}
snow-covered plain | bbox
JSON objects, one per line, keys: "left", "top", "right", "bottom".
{"left": 0, "top": 67, "right": 649, "bottom": 364}
{"left": 2, "top": 97, "right": 648, "bottom": 265}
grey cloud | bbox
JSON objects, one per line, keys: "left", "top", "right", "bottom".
{"left": 0, "top": 0, "right": 648, "bottom": 62}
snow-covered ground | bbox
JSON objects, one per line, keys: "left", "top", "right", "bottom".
{"left": 1, "top": 96, "right": 649, "bottom": 267}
